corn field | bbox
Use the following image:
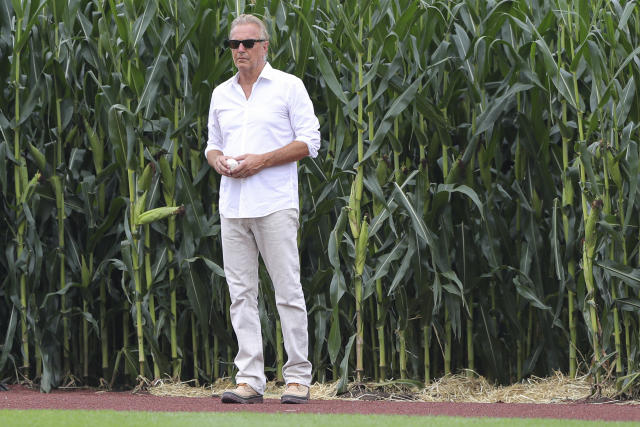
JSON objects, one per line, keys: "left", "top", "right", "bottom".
{"left": 1, "top": 0, "right": 640, "bottom": 394}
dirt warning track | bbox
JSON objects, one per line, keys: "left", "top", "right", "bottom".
{"left": 1, "top": 385, "right": 640, "bottom": 422}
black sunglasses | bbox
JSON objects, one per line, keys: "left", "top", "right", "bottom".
{"left": 224, "top": 39, "right": 266, "bottom": 49}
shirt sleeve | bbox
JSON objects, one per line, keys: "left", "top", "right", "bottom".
{"left": 288, "top": 78, "right": 321, "bottom": 158}
{"left": 205, "top": 89, "right": 223, "bottom": 157}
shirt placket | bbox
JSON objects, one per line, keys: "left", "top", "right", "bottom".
{"left": 238, "top": 86, "right": 249, "bottom": 217}
{"left": 238, "top": 80, "right": 258, "bottom": 217}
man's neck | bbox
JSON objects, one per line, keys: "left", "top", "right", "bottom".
{"left": 238, "top": 62, "right": 266, "bottom": 87}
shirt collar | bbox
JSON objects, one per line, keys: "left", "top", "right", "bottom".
{"left": 259, "top": 62, "right": 276, "bottom": 80}
{"left": 233, "top": 62, "right": 275, "bottom": 85}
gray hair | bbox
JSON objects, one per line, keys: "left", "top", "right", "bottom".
{"left": 230, "top": 14, "right": 270, "bottom": 41}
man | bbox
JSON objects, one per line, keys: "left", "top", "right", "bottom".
{"left": 205, "top": 14, "right": 320, "bottom": 404}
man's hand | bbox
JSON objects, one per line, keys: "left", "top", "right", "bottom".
{"left": 207, "top": 141, "right": 308, "bottom": 179}
{"left": 231, "top": 153, "right": 266, "bottom": 178}
{"left": 207, "top": 150, "right": 235, "bottom": 177}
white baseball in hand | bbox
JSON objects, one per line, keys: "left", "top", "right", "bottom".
{"left": 226, "top": 158, "right": 239, "bottom": 171}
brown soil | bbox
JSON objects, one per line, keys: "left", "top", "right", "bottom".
{"left": 2, "top": 384, "right": 640, "bottom": 422}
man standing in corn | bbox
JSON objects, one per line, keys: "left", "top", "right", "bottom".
{"left": 205, "top": 14, "right": 320, "bottom": 404}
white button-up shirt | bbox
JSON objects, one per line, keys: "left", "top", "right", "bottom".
{"left": 206, "top": 63, "right": 321, "bottom": 218}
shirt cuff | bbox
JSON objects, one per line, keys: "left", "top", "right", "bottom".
{"left": 302, "top": 140, "right": 318, "bottom": 158}
{"left": 204, "top": 144, "right": 221, "bottom": 158}
{"left": 295, "top": 136, "right": 320, "bottom": 158}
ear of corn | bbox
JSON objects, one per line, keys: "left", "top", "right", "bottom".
{"left": 135, "top": 206, "right": 184, "bottom": 226}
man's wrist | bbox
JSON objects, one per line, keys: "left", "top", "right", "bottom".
{"left": 260, "top": 152, "right": 272, "bottom": 169}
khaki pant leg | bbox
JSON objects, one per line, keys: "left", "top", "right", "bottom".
{"left": 252, "top": 209, "right": 312, "bottom": 387}
{"left": 221, "top": 215, "right": 266, "bottom": 394}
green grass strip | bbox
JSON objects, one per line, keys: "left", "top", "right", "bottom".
{"left": 0, "top": 409, "right": 637, "bottom": 427}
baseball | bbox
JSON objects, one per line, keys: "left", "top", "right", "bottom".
{"left": 226, "top": 158, "right": 239, "bottom": 171}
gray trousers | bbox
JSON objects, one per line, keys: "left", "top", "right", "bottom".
{"left": 220, "top": 209, "right": 312, "bottom": 394}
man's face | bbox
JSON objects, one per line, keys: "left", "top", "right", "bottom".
{"left": 229, "top": 23, "right": 269, "bottom": 75}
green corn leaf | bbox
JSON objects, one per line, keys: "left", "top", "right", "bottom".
{"left": 368, "top": 53, "right": 403, "bottom": 106}
{"left": 328, "top": 208, "right": 347, "bottom": 271}
{"left": 387, "top": 240, "right": 414, "bottom": 296}
{"left": 442, "top": 270, "right": 465, "bottom": 304}
{"left": 368, "top": 204, "right": 394, "bottom": 238}
{"left": 359, "top": 48, "right": 383, "bottom": 91}
{"left": 513, "top": 276, "right": 551, "bottom": 311}
{"left": 108, "top": 0, "right": 130, "bottom": 46}
{"left": 329, "top": 269, "right": 347, "bottom": 310}
{"left": 177, "top": 165, "right": 205, "bottom": 237}
{"left": 392, "top": 182, "right": 435, "bottom": 249}
{"left": 597, "top": 45, "right": 640, "bottom": 111}
{"left": 182, "top": 259, "right": 210, "bottom": 337}
{"left": 151, "top": 247, "right": 168, "bottom": 286}
{"left": 522, "top": 342, "right": 544, "bottom": 378}
{"left": 77, "top": 8, "right": 93, "bottom": 40}
{"left": 174, "top": 3, "right": 207, "bottom": 60}
{"left": 135, "top": 54, "right": 168, "bottom": 120}
{"left": 40, "top": 283, "right": 77, "bottom": 308}
{"left": 88, "top": 197, "right": 126, "bottom": 251}
{"left": 617, "top": 1, "right": 635, "bottom": 31}
{"left": 131, "top": 0, "right": 157, "bottom": 49}
{"left": 0, "top": 141, "right": 7, "bottom": 196}
{"left": 12, "top": 0, "right": 46, "bottom": 54}
{"left": 327, "top": 310, "right": 341, "bottom": 365}
{"left": 551, "top": 199, "right": 565, "bottom": 283}
{"left": 596, "top": 260, "right": 640, "bottom": 290}
{"left": 0, "top": 306, "right": 17, "bottom": 372}
{"left": 336, "top": 333, "right": 356, "bottom": 394}
{"left": 394, "top": 287, "right": 409, "bottom": 329}
{"left": 435, "top": 184, "right": 484, "bottom": 220}
{"left": 363, "top": 169, "right": 386, "bottom": 209}
{"left": 623, "top": 141, "right": 638, "bottom": 231}
{"left": 393, "top": 0, "right": 424, "bottom": 41}
{"left": 199, "top": 256, "right": 225, "bottom": 278}
{"left": 330, "top": 2, "right": 364, "bottom": 54}
{"left": 292, "top": 8, "right": 350, "bottom": 109}
{"left": 64, "top": 228, "right": 82, "bottom": 274}
{"left": 108, "top": 105, "right": 135, "bottom": 171}
{"left": 363, "top": 72, "right": 424, "bottom": 162}
{"left": 16, "top": 79, "right": 42, "bottom": 127}
{"left": 617, "top": 372, "right": 640, "bottom": 396}
{"left": 551, "top": 198, "right": 567, "bottom": 327}
{"left": 576, "top": 0, "right": 590, "bottom": 42}
{"left": 474, "top": 83, "right": 533, "bottom": 136}
{"left": 615, "top": 76, "right": 635, "bottom": 126}
{"left": 80, "top": 255, "right": 91, "bottom": 288}
{"left": 615, "top": 298, "right": 640, "bottom": 313}
{"left": 1, "top": 0, "right": 14, "bottom": 29}
{"left": 368, "top": 240, "right": 407, "bottom": 285}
